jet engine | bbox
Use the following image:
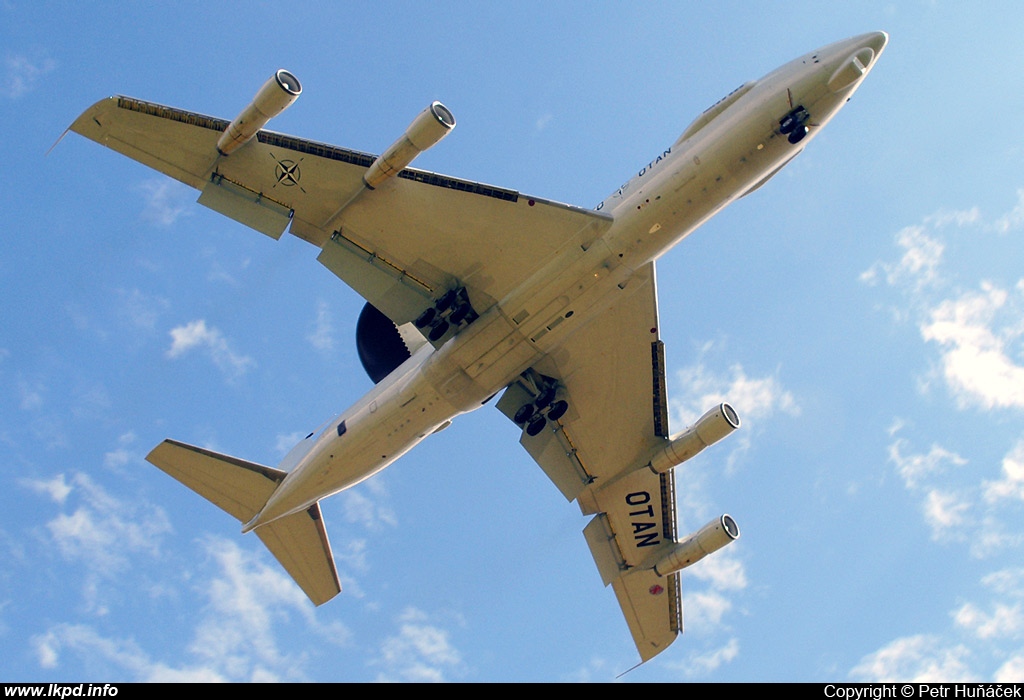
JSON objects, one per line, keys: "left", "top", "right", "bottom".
{"left": 216, "top": 69, "right": 302, "bottom": 156}
{"left": 648, "top": 403, "right": 740, "bottom": 474}
{"left": 653, "top": 515, "right": 740, "bottom": 576}
{"left": 363, "top": 101, "right": 456, "bottom": 189}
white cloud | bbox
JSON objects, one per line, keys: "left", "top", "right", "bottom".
{"left": 993, "top": 189, "right": 1024, "bottom": 234}
{"left": 307, "top": 300, "right": 335, "bottom": 352}
{"left": 860, "top": 224, "right": 945, "bottom": 292}
{"left": 669, "top": 350, "right": 797, "bottom": 479}
{"left": 853, "top": 566, "right": 1024, "bottom": 680}
{"left": 994, "top": 653, "right": 1024, "bottom": 683}
{"left": 17, "top": 376, "right": 45, "bottom": 411}
{"left": 186, "top": 537, "right": 324, "bottom": 681}
{"left": 888, "top": 437, "right": 967, "bottom": 489}
{"left": 21, "top": 474, "right": 72, "bottom": 504}
{"left": 671, "top": 637, "right": 740, "bottom": 677}
{"left": 274, "top": 430, "right": 306, "bottom": 456}
{"left": 686, "top": 549, "right": 747, "bottom": 592}
{"left": 923, "top": 489, "right": 970, "bottom": 539}
{"left": 921, "top": 282, "right": 1024, "bottom": 410}
{"left": 683, "top": 590, "right": 733, "bottom": 632}
{"left": 953, "top": 601, "right": 1024, "bottom": 640}
{"left": 32, "top": 623, "right": 226, "bottom": 682}
{"left": 885, "top": 434, "right": 980, "bottom": 543}
{"left": 117, "top": 288, "right": 169, "bottom": 332}
{"left": 103, "top": 432, "right": 137, "bottom": 470}
{"left": 166, "top": 319, "right": 255, "bottom": 379}
{"left": 39, "top": 472, "right": 171, "bottom": 574}
{"left": 850, "top": 634, "right": 976, "bottom": 682}
{"left": 863, "top": 198, "right": 1024, "bottom": 411}
{"left": 2, "top": 53, "right": 55, "bottom": 99}
{"left": 672, "top": 349, "right": 798, "bottom": 429}
{"left": 984, "top": 440, "right": 1024, "bottom": 504}
{"left": 136, "top": 179, "right": 191, "bottom": 227}
{"left": 33, "top": 536, "right": 350, "bottom": 681}
{"left": 373, "top": 607, "right": 465, "bottom": 682}
{"left": 341, "top": 477, "right": 398, "bottom": 530}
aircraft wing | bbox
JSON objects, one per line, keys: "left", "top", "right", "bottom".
{"left": 496, "top": 262, "right": 684, "bottom": 660}
{"left": 70, "top": 96, "right": 612, "bottom": 327}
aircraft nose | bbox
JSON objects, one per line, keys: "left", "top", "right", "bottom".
{"left": 862, "top": 30, "right": 889, "bottom": 56}
{"left": 825, "top": 31, "right": 888, "bottom": 93}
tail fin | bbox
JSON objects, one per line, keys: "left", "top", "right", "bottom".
{"left": 146, "top": 439, "right": 341, "bottom": 605}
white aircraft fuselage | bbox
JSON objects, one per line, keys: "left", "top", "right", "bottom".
{"left": 245, "top": 31, "right": 888, "bottom": 532}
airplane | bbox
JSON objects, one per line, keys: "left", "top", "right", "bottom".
{"left": 67, "top": 31, "right": 887, "bottom": 662}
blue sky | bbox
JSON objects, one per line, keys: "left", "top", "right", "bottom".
{"left": 2, "top": 0, "right": 1023, "bottom": 683}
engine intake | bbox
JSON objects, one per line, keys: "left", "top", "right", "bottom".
{"left": 648, "top": 403, "right": 740, "bottom": 474}
{"left": 363, "top": 101, "right": 456, "bottom": 189}
{"left": 216, "top": 69, "right": 302, "bottom": 156}
{"left": 653, "top": 515, "right": 740, "bottom": 576}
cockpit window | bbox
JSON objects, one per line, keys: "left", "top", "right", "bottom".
{"left": 337, "top": 421, "right": 347, "bottom": 437}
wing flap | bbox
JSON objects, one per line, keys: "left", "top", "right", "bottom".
{"left": 198, "top": 174, "right": 292, "bottom": 239}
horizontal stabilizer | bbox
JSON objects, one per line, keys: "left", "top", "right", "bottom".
{"left": 256, "top": 502, "right": 341, "bottom": 605}
{"left": 146, "top": 439, "right": 285, "bottom": 522}
{"left": 145, "top": 439, "right": 341, "bottom": 605}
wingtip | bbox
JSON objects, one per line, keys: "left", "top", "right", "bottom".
{"left": 45, "top": 127, "right": 70, "bottom": 157}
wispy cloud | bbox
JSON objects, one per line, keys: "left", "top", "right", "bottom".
{"left": 39, "top": 472, "right": 171, "bottom": 574}
{"left": 166, "top": 319, "right": 255, "bottom": 379}
{"left": 854, "top": 565, "right": 1024, "bottom": 681}
{"left": 855, "top": 192, "right": 1024, "bottom": 680}
{"left": 2, "top": 53, "right": 56, "bottom": 99}
{"left": 993, "top": 188, "right": 1024, "bottom": 234}
{"left": 851, "top": 634, "right": 976, "bottom": 682}
{"left": 32, "top": 536, "right": 349, "bottom": 681}
{"left": 307, "top": 300, "right": 335, "bottom": 352}
{"left": 670, "top": 342, "right": 798, "bottom": 476}
{"left": 983, "top": 439, "right": 1024, "bottom": 504}
{"left": 921, "top": 281, "right": 1024, "bottom": 410}
{"left": 372, "top": 607, "right": 466, "bottom": 682}
{"left": 32, "top": 623, "right": 227, "bottom": 681}
{"left": 888, "top": 436, "right": 966, "bottom": 490}
{"left": 860, "top": 224, "right": 946, "bottom": 293}
{"left": 669, "top": 637, "right": 740, "bottom": 677}
{"left": 341, "top": 476, "right": 398, "bottom": 530}
{"left": 671, "top": 342, "right": 799, "bottom": 429}
{"left": 135, "top": 179, "right": 191, "bottom": 227}
{"left": 862, "top": 197, "right": 1024, "bottom": 410}
{"left": 20, "top": 474, "right": 72, "bottom": 505}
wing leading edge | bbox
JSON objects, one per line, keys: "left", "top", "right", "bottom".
{"left": 70, "top": 96, "right": 612, "bottom": 332}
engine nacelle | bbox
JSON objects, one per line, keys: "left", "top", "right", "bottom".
{"left": 363, "top": 101, "right": 456, "bottom": 189}
{"left": 653, "top": 515, "right": 740, "bottom": 577}
{"left": 648, "top": 403, "right": 740, "bottom": 474}
{"left": 216, "top": 69, "right": 302, "bottom": 156}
